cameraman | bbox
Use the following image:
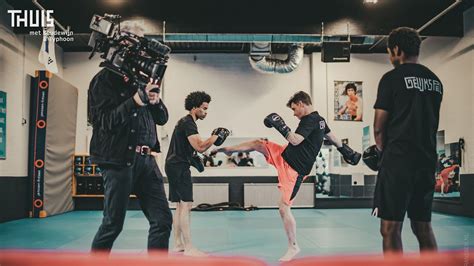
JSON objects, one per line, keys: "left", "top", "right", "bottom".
{"left": 88, "top": 22, "right": 172, "bottom": 252}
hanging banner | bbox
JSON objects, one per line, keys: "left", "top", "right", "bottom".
{"left": 38, "top": 25, "right": 59, "bottom": 73}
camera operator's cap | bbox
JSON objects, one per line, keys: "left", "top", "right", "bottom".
{"left": 120, "top": 20, "right": 146, "bottom": 37}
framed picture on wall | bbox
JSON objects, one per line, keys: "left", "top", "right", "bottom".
{"left": 334, "top": 81, "right": 363, "bottom": 122}
{"left": 435, "top": 142, "right": 461, "bottom": 197}
{"left": 434, "top": 130, "right": 462, "bottom": 199}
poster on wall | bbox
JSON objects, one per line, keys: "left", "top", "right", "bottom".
{"left": 362, "top": 126, "right": 370, "bottom": 151}
{"left": 0, "top": 91, "right": 6, "bottom": 159}
{"left": 434, "top": 130, "right": 462, "bottom": 198}
{"left": 435, "top": 142, "right": 461, "bottom": 196}
{"left": 334, "top": 81, "right": 363, "bottom": 121}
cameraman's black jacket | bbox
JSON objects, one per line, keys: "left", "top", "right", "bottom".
{"left": 88, "top": 69, "right": 168, "bottom": 167}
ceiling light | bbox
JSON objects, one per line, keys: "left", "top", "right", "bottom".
{"left": 103, "top": 0, "right": 127, "bottom": 6}
{"left": 364, "top": 0, "right": 378, "bottom": 4}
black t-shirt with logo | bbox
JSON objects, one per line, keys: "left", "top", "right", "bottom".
{"left": 166, "top": 114, "right": 199, "bottom": 166}
{"left": 282, "top": 111, "right": 330, "bottom": 175}
{"left": 374, "top": 63, "right": 443, "bottom": 166}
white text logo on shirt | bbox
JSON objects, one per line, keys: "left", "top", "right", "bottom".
{"left": 404, "top": 77, "right": 442, "bottom": 94}
{"left": 319, "top": 121, "right": 326, "bottom": 130}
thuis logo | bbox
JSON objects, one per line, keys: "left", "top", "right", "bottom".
{"left": 7, "top": 10, "right": 54, "bottom": 27}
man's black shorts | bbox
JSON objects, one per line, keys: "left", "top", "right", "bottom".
{"left": 165, "top": 164, "right": 193, "bottom": 202}
{"left": 372, "top": 152, "right": 436, "bottom": 222}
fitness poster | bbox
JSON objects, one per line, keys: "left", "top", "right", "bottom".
{"left": 334, "top": 81, "right": 363, "bottom": 122}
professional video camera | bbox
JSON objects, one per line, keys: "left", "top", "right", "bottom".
{"left": 88, "top": 14, "right": 171, "bottom": 99}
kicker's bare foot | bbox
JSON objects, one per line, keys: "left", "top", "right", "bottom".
{"left": 278, "top": 245, "right": 300, "bottom": 261}
{"left": 183, "top": 248, "right": 208, "bottom": 257}
{"left": 172, "top": 245, "right": 185, "bottom": 252}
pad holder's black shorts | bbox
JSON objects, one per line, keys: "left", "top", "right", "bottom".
{"left": 165, "top": 164, "right": 194, "bottom": 202}
{"left": 372, "top": 152, "right": 436, "bottom": 222}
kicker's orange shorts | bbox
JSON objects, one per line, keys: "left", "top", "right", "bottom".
{"left": 262, "top": 140, "right": 307, "bottom": 206}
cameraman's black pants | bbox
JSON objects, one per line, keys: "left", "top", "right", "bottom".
{"left": 91, "top": 155, "right": 172, "bottom": 251}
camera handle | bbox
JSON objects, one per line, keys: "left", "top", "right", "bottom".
{"left": 132, "top": 79, "right": 161, "bottom": 106}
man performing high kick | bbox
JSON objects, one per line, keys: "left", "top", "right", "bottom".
{"left": 212, "top": 91, "right": 361, "bottom": 261}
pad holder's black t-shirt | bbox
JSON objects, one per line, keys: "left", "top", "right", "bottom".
{"left": 166, "top": 114, "right": 199, "bottom": 166}
{"left": 374, "top": 63, "right": 443, "bottom": 166}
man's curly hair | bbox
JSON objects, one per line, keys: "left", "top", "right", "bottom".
{"left": 185, "top": 91, "right": 211, "bottom": 111}
{"left": 387, "top": 27, "right": 421, "bottom": 57}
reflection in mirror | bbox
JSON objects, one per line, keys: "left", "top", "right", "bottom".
{"left": 202, "top": 137, "right": 269, "bottom": 169}
{"left": 435, "top": 131, "right": 462, "bottom": 200}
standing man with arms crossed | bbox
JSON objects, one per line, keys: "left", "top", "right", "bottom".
{"left": 165, "top": 91, "right": 229, "bottom": 257}
{"left": 363, "top": 27, "right": 442, "bottom": 254}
